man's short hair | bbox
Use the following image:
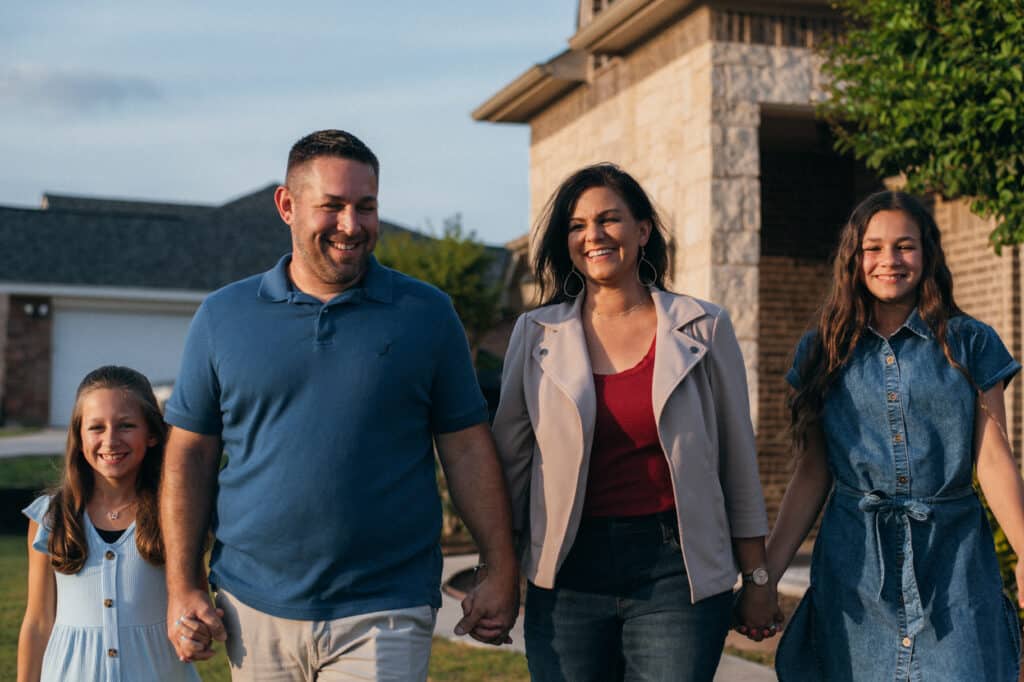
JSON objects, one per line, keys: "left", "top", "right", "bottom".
{"left": 286, "top": 129, "right": 380, "bottom": 182}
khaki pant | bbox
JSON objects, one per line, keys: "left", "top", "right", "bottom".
{"left": 217, "top": 589, "right": 436, "bottom": 681}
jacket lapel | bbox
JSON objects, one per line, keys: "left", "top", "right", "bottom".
{"left": 651, "top": 290, "right": 710, "bottom": 422}
{"left": 529, "top": 297, "right": 596, "bottom": 436}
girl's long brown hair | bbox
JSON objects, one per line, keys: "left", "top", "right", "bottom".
{"left": 790, "top": 191, "right": 967, "bottom": 448}
{"left": 46, "top": 366, "right": 167, "bottom": 573}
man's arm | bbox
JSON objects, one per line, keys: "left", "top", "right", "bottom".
{"left": 435, "top": 423, "right": 519, "bottom": 645}
{"left": 160, "top": 426, "right": 226, "bottom": 661}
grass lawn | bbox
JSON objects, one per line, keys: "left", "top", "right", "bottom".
{"left": 0, "top": 427, "right": 43, "bottom": 439}
{"left": 0, "top": 456, "right": 63, "bottom": 490}
{"left": 0, "top": 534, "right": 528, "bottom": 681}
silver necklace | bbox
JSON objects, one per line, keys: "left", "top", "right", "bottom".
{"left": 105, "top": 499, "right": 135, "bottom": 521}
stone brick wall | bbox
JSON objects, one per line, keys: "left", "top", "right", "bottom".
{"left": 758, "top": 256, "right": 830, "bottom": 522}
{"left": 3, "top": 296, "right": 52, "bottom": 426}
{"left": 934, "top": 197, "right": 1022, "bottom": 458}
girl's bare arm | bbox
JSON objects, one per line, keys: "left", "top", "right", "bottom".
{"left": 17, "top": 520, "right": 56, "bottom": 682}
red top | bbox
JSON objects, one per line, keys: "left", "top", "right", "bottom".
{"left": 582, "top": 337, "right": 676, "bottom": 517}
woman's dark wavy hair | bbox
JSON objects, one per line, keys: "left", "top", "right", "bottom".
{"left": 790, "top": 191, "right": 967, "bottom": 448}
{"left": 533, "top": 163, "right": 671, "bottom": 305}
{"left": 46, "top": 366, "right": 168, "bottom": 573}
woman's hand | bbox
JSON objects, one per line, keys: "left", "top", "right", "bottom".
{"left": 734, "top": 584, "right": 783, "bottom": 642}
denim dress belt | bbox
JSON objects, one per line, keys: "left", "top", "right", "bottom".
{"left": 834, "top": 480, "right": 976, "bottom": 638}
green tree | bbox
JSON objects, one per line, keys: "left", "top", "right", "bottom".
{"left": 375, "top": 214, "right": 501, "bottom": 355}
{"left": 819, "top": 0, "right": 1024, "bottom": 250}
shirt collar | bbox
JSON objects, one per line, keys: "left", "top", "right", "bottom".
{"left": 869, "top": 307, "right": 933, "bottom": 340}
{"left": 901, "top": 308, "right": 933, "bottom": 339}
{"left": 257, "top": 253, "right": 393, "bottom": 304}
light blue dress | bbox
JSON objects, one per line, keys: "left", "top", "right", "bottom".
{"left": 776, "top": 312, "right": 1022, "bottom": 681}
{"left": 23, "top": 496, "right": 200, "bottom": 682}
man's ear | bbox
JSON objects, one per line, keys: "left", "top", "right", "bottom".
{"left": 274, "top": 185, "right": 294, "bottom": 225}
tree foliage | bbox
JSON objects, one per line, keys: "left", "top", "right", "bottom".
{"left": 375, "top": 214, "right": 501, "bottom": 353}
{"left": 820, "top": 0, "right": 1024, "bottom": 250}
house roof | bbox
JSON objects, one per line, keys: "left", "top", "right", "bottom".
{"left": 0, "top": 185, "right": 442, "bottom": 294}
{"left": 474, "top": 0, "right": 835, "bottom": 124}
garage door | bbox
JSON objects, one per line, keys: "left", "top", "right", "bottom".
{"left": 49, "top": 301, "right": 197, "bottom": 425}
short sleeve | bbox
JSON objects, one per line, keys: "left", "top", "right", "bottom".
{"left": 22, "top": 495, "right": 52, "bottom": 554}
{"left": 963, "top": 320, "right": 1021, "bottom": 391}
{"left": 786, "top": 331, "right": 818, "bottom": 390}
{"left": 164, "top": 301, "right": 224, "bottom": 435}
{"left": 428, "top": 298, "right": 489, "bottom": 434}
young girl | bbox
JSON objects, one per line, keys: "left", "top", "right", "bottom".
{"left": 764, "top": 191, "right": 1024, "bottom": 680}
{"left": 17, "top": 366, "right": 207, "bottom": 681}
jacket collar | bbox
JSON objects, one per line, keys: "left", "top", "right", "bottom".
{"left": 526, "top": 288, "right": 707, "bottom": 330}
{"left": 649, "top": 289, "right": 711, "bottom": 420}
{"left": 525, "top": 288, "right": 713, "bottom": 424}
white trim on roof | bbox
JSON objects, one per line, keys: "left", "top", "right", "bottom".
{"left": 0, "top": 281, "right": 208, "bottom": 303}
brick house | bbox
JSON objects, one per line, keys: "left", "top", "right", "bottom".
{"left": 474, "top": 0, "right": 1022, "bottom": 519}
{"left": 0, "top": 187, "right": 431, "bottom": 426}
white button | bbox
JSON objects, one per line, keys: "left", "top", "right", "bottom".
{"left": 901, "top": 636, "right": 911, "bottom": 647}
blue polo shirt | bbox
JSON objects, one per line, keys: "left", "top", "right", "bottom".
{"left": 164, "top": 254, "right": 488, "bottom": 620}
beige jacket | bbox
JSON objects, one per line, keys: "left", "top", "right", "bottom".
{"left": 492, "top": 289, "right": 768, "bottom": 602}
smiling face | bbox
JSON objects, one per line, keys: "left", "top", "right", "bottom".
{"left": 79, "top": 388, "right": 156, "bottom": 487}
{"left": 275, "top": 155, "right": 379, "bottom": 301}
{"left": 860, "top": 209, "right": 924, "bottom": 308}
{"left": 567, "top": 185, "right": 651, "bottom": 290}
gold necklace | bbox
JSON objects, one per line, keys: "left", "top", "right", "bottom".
{"left": 590, "top": 300, "right": 649, "bottom": 318}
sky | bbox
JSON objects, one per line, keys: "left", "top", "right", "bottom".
{"left": 0, "top": 2, "right": 579, "bottom": 245}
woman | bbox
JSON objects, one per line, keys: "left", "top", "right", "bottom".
{"left": 492, "top": 163, "right": 777, "bottom": 681}
{"left": 768, "top": 191, "right": 1024, "bottom": 680}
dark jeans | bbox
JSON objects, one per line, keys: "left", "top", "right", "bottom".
{"left": 524, "top": 512, "right": 732, "bottom": 682}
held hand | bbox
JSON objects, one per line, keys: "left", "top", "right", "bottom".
{"left": 454, "top": 564, "right": 519, "bottom": 645}
{"left": 734, "top": 584, "right": 783, "bottom": 642}
{"left": 166, "top": 587, "right": 226, "bottom": 662}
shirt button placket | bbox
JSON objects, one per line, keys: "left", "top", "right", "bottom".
{"left": 103, "top": 546, "right": 120, "bottom": 679}
{"left": 883, "top": 344, "right": 910, "bottom": 494}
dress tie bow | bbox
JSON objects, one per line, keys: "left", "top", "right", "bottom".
{"left": 837, "top": 483, "right": 974, "bottom": 638}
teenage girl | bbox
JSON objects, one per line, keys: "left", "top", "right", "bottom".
{"left": 764, "top": 192, "right": 1024, "bottom": 680}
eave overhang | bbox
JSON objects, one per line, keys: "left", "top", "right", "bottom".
{"left": 472, "top": 50, "right": 587, "bottom": 124}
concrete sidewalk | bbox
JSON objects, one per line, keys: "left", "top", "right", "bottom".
{"left": 0, "top": 429, "right": 65, "bottom": 458}
{"left": 436, "top": 554, "right": 777, "bottom": 681}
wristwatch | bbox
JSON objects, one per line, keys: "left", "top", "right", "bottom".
{"left": 743, "top": 566, "right": 770, "bottom": 587}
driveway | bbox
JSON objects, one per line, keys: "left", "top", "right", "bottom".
{"left": 0, "top": 429, "right": 65, "bottom": 458}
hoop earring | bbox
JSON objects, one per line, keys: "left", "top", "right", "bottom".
{"left": 563, "top": 267, "right": 585, "bottom": 299}
{"left": 637, "top": 246, "right": 657, "bottom": 287}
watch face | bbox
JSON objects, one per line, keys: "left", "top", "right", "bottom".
{"left": 751, "top": 567, "right": 769, "bottom": 586}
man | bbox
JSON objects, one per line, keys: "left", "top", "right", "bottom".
{"left": 160, "top": 129, "right": 519, "bottom": 680}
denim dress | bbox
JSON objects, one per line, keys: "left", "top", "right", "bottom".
{"left": 776, "top": 311, "right": 1022, "bottom": 681}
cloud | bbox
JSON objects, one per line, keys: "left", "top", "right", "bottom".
{"left": 0, "top": 65, "right": 161, "bottom": 114}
